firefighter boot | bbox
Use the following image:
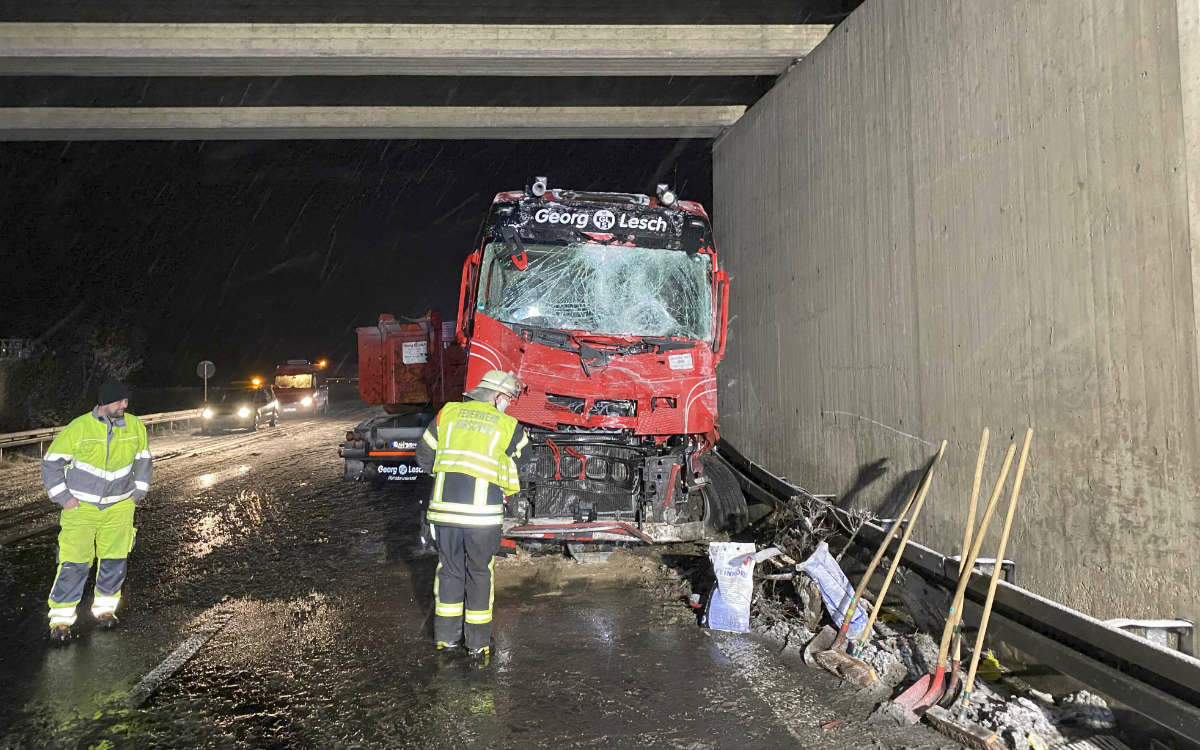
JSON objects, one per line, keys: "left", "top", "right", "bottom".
{"left": 468, "top": 646, "right": 491, "bottom": 668}
{"left": 48, "top": 624, "right": 73, "bottom": 644}
{"left": 95, "top": 612, "right": 119, "bottom": 630}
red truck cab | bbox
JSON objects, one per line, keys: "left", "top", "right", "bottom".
{"left": 455, "top": 180, "right": 744, "bottom": 543}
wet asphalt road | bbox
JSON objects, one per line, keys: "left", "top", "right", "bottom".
{"left": 0, "top": 402, "right": 955, "bottom": 749}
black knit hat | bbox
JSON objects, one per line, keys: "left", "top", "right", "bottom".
{"left": 98, "top": 379, "right": 130, "bottom": 406}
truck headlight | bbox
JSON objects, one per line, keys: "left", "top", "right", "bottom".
{"left": 302, "top": 396, "right": 313, "bottom": 407}
{"left": 237, "top": 407, "right": 251, "bottom": 418}
{"left": 202, "top": 408, "right": 213, "bottom": 419}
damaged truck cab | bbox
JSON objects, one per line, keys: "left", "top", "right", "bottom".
{"left": 457, "top": 180, "right": 747, "bottom": 544}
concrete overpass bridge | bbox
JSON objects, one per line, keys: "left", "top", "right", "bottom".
{"left": 2, "top": 0, "right": 1199, "bottom": 739}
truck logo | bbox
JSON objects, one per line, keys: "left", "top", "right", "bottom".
{"left": 532, "top": 207, "right": 666, "bottom": 233}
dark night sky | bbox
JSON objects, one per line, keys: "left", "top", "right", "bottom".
{"left": 0, "top": 0, "right": 863, "bottom": 388}
{"left": 0, "top": 138, "right": 716, "bottom": 384}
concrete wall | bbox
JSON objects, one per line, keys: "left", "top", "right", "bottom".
{"left": 714, "top": 0, "right": 1200, "bottom": 623}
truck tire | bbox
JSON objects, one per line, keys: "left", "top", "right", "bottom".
{"left": 344, "top": 459, "right": 364, "bottom": 480}
{"left": 701, "top": 454, "right": 748, "bottom": 535}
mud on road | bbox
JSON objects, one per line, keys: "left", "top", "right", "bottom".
{"left": 0, "top": 405, "right": 955, "bottom": 749}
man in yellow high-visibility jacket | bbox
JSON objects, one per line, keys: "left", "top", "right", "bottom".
{"left": 416, "top": 369, "right": 528, "bottom": 662}
{"left": 40, "top": 380, "right": 153, "bottom": 643}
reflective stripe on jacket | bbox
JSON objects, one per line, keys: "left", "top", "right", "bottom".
{"left": 417, "top": 400, "right": 529, "bottom": 528}
{"left": 41, "top": 409, "right": 152, "bottom": 508}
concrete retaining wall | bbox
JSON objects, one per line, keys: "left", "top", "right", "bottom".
{"left": 714, "top": 0, "right": 1200, "bottom": 623}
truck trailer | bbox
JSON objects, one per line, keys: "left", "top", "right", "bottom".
{"left": 340, "top": 311, "right": 467, "bottom": 482}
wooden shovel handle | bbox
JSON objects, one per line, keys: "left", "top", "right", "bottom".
{"left": 834, "top": 441, "right": 939, "bottom": 638}
{"left": 932, "top": 440, "right": 1016, "bottom": 669}
{"left": 859, "top": 440, "right": 947, "bottom": 640}
{"left": 947, "top": 429, "right": 988, "bottom": 666}
{"left": 962, "top": 428, "right": 1033, "bottom": 701}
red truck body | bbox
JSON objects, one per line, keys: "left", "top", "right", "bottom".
{"left": 453, "top": 182, "right": 744, "bottom": 543}
{"left": 356, "top": 311, "right": 466, "bottom": 413}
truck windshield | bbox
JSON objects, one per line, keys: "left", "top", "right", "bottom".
{"left": 478, "top": 240, "right": 713, "bottom": 340}
{"left": 275, "top": 374, "right": 313, "bottom": 389}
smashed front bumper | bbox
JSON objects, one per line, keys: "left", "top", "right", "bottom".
{"left": 501, "top": 519, "right": 706, "bottom": 544}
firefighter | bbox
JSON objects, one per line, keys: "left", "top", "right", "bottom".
{"left": 416, "top": 369, "right": 528, "bottom": 663}
{"left": 40, "top": 380, "right": 153, "bottom": 642}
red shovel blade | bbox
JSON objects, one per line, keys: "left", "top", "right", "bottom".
{"left": 941, "top": 660, "right": 962, "bottom": 707}
{"left": 911, "top": 667, "right": 947, "bottom": 714}
{"left": 891, "top": 666, "right": 946, "bottom": 725}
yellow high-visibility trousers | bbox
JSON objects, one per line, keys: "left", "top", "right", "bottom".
{"left": 47, "top": 499, "right": 136, "bottom": 626}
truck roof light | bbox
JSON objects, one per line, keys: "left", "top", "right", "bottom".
{"left": 656, "top": 184, "right": 677, "bottom": 206}
{"left": 530, "top": 176, "right": 548, "bottom": 197}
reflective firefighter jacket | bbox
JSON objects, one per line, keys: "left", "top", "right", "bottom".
{"left": 416, "top": 400, "right": 529, "bottom": 528}
{"left": 41, "top": 409, "right": 153, "bottom": 508}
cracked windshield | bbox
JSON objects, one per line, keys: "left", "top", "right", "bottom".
{"left": 479, "top": 240, "right": 713, "bottom": 340}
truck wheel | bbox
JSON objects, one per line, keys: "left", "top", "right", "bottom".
{"left": 344, "top": 459, "right": 364, "bottom": 480}
{"left": 269, "top": 413, "right": 278, "bottom": 427}
{"left": 700, "top": 454, "right": 748, "bottom": 535}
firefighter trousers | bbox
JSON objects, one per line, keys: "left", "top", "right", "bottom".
{"left": 431, "top": 523, "right": 501, "bottom": 651}
{"left": 48, "top": 498, "right": 137, "bottom": 626}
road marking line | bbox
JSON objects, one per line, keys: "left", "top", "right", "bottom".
{"left": 126, "top": 609, "right": 233, "bottom": 707}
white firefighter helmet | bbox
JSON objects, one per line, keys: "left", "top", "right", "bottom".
{"left": 464, "top": 369, "right": 521, "bottom": 401}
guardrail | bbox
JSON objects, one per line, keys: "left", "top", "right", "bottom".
{"left": 0, "top": 408, "right": 200, "bottom": 459}
{"left": 715, "top": 439, "right": 1200, "bottom": 747}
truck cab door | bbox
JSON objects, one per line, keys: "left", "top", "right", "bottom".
{"left": 456, "top": 250, "right": 482, "bottom": 345}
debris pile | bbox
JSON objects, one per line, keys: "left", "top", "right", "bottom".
{"left": 925, "top": 687, "right": 1119, "bottom": 749}
{"left": 742, "top": 492, "right": 1127, "bottom": 750}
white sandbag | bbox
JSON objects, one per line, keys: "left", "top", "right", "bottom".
{"left": 703, "top": 542, "right": 757, "bottom": 633}
{"left": 800, "top": 541, "right": 869, "bottom": 640}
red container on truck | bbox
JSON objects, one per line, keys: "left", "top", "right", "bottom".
{"left": 340, "top": 311, "right": 467, "bottom": 482}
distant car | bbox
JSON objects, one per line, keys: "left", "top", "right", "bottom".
{"left": 201, "top": 385, "right": 279, "bottom": 434}
{"left": 273, "top": 361, "right": 331, "bottom": 416}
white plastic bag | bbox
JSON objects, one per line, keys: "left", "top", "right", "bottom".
{"left": 800, "top": 541, "right": 869, "bottom": 641}
{"left": 704, "top": 542, "right": 757, "bottom": 633}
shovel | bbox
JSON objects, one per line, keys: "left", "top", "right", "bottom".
{"left": 803, "top": 475, "right": 923, "bottom": 668}
{"left": 811, "top": 440, "right": 946, "bottom": 685}
{"left": 803, "top": 450, "right": 931, "bottom": 667}
{"left": 891, "top": 434, "right": 1016, "bottom": 723}
{"left": 943, "top": 429, "right": 989, "bottom": 704}
{"left": 924, "top": 429, "right": 1032, "bottom": 750}
{"left": 845, "top": 439, "right": 948, "bottom": 669}
{"left": 952, "top": 428, "right": 1032, "bottom": 720}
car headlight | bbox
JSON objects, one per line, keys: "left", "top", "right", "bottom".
{"left": 237, "top": 407, "right": 251, "bottom": 418}
{"left": 301, "top": 396, "right": 313, "bottom": 406}
{"left": 202, "top": 408, "right": 213, "bottom": 419}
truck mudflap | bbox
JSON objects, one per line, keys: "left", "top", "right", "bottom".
{"left": 501, "top": 519, "right": 707, "bottom": 544}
